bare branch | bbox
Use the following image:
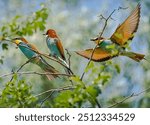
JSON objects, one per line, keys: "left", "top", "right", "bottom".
{"left": 80, "top": 9, "right": 116, "bottom": 80}
{"left": 0, "top": 57, "right": 36, "bottom": 97}
{"left": 110, "top": 17, "right": 116, "bottom": 21}
{"left": 0, "top": 71, "right": 73, "bottom": 78}
{"left": 108, "top": 87, "right": 150, "bottom": 108}
{"left": 39, "top": 85, "right": 75, "bottom": 107}
{"left": 34, "top": 85, "right": 74, "bottom": 97}
{"left": 118, "top": 6, "right": 128, "bottom": 11}
{"left": 9, "top": 56, "right": 37, "bottom": 82}
{"left": 98, "top": 14, "right": 107, "bottom": 20}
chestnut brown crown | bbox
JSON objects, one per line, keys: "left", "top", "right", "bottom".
{"left": 46, "top": 29, "right": 58, "bottom": 38}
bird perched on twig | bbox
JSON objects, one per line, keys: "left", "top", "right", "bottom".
{"left": 43, "top": 29, "right": 72, "bottom": 74}
{"left": 76, "top": 4, "right": 145, "bottom": 62}
{"left": 12, "top": 37, "right": 59, "bottom": 80}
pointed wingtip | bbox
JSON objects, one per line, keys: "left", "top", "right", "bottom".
{"left": 75, "top": 50, "right": 82, "bottom": 55}
{"left": 137, "top": 2, "right": 141, "bottom": 7}
{"left": 136, "top": 2, "right": 141, "bottom": 12}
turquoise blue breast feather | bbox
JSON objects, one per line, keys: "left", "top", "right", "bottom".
{"left": 18, "top": 42, "right": 37, "bottom": 59}
{"left": 46, "top": 37, "right": 61, "bottom": 58}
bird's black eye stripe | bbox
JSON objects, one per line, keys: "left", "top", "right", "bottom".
{"left": 12, "top": 38, "right": 19, "bottom": 40}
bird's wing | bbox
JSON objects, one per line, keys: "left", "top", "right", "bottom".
{"left": 27, "top": 43, "right": 40, "bottom": 53}
{"left": 26, "top": 43, "right": 59, "bottom": 80}
{"left": 76, "top": 48, "right": 114, "bottom": 62}
{"left": 110, "top": 4, "right": 140, "bottom": 46}
{"left": 54, "top": 38, "right": 66, "bottom": 60}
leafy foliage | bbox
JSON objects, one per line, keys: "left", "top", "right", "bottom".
{"left": 0, "top": 0, "right": 150, "bottom": 108}
{"left": 43, "top": 61, "right": 119, "bottom": 108}
{"left": 0, "top": 75, "right": 37, "bottom": 108}
{"left": 0, "top": 6, "right": 48, "bottom": 64}
{"left": 51, "top": 83, "right": 101, "bottom": 108}
{"left": 0, "top": 7, "right": 48, "bottom": 43}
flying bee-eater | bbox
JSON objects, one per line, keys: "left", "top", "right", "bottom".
{"left": 12, "top": 37, "right": 59, "bottom": 80}
{"left": 76, "top": 4, "right": 145, "bottom": 62}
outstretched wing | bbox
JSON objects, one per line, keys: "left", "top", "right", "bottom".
{"left": 76, "top": 48, "right": 116, "bottom": 62}
{"left": 110, "top": 4, "right": 140, "bottom": 46}
{"left": 54, "top": 38, "right": 66, "bottom": 60}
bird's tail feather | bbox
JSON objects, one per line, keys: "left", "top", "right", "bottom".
{"left": 120, "top": 51, "right": 145, "bottom": 62}
{"left": 43, "top": 68, "right": 58, "bottom": 80}
{"left": 58, "top": 57, "right": 73, "bottom": 75}
{"left": 36, "top": 57, "right": 59, "bottom": 80}
{"left": 58, "top": 57, "right": 69, "bottom": 68}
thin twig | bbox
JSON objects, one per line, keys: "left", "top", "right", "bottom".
{"left": 118, "top": 6, "right": 128, "bottom": 11}
{"left": 98, "top": 14, "right": 107, "bottom": 20}
{"left": 80, "top": 9, "right": 116, "bottom": 81}
{"left": 0, "top": 71, "right": 73, "bottom": 78}
{"left": 9, "top": 56, "right": 37, "bottom": 82}
{"left": 65, "top": 49, "right": 74, "bottom": 85}
{"left": 0, "top": 57, "right": 38, "bottom": 96}
{"left": 108, "top": 87, "right": 150, "bottom": 108}
{"left": 108, "top": 93, "right": 134, "bottom": 108}
{"left": 34, "top": 85, "right": 74, "bottom": 97}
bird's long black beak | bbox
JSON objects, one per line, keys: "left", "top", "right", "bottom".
{"left": 90, "top": 37, "right": 98, "bottom": 41}
{"left": 43, "top": 33, "right": 48, "bottom": 38}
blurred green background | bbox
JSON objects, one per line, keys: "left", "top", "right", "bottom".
{"left": 0, "top": 0, "right": 150, "bottom": 108}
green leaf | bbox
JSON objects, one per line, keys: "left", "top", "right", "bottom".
{"left": 86, "top": 85, "right": 101, "bottom": 97}
{"left": 101, "top": 73, "right": 111, "bottom": 85}
{"left": 0, "top": 59, "right": 3, "bottom": 64}
{"left": 114, "top": 64, "right": 121, "bottom": 73}
{"left": 2, "top": 43, "right": 8, "bottom": 50}
{"left": 0, "top": 75, "right": 37, "bottom": 107}
{"left": 70, "top": 76, "right": 84, "bottom": 85}
{"left": 85, "top": 62, "right": 94, "bottom": 72}
{"left": 1, "top": 26, "right": 6, "bottom": 32}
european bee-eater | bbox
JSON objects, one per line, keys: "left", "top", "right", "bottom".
{"left": 44, "top": 29, "right": 66, "bottom": 61}
{"left": 44, "top": 29, "right": 71, "bottom": 74}
{"left": 76, "top": 4, "right": 145, "bottom": 62}
{"left": 12, "top": 37, "right": 59, "bottom": 80}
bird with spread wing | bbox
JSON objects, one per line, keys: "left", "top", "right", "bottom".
{"left": 76, "top": 4, "right": 145, "bottom": 62}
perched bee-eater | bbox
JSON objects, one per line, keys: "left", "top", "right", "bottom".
{"left": 76, "top": 4, "right": 145, "bottom": 62}
{"left": 44, "top": 29, "right": 71, "bottom": 74}
{"left": 44, "top": 29, "right": 66, "bottom": 62}
{"left": 12, "top": 37, "right": 59, "bottom": 80}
